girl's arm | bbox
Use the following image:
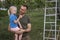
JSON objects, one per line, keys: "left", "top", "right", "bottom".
{"left": 14, "top": 15, "right": 22, "bottom": 23}
{"left": 14, "top": 17, "right": 20, "bottom": 23}
{"left": 18, "top": 21, "right": 23, "bottom": 29}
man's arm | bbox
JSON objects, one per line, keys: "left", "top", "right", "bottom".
{"left": 24, "top": 23, "right": 31, "bottom": 32}
{"left": 24, "top": 16, "right": 31, "bottom": 32}
{"left": 18, "top": 21, "right": 23, "bottom": 28}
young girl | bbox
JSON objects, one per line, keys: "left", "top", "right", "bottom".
{"left": 8, "top": 6, "right": 23, "bottom": 40}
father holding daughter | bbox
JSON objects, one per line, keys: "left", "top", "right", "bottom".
{"left": 8, "top": 5, "right": 31, "bottom": 40}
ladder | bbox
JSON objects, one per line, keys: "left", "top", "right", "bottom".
{"left": 56, "top": 0, "right": 60, "bottom": 40}
{"left": 43, "top": 0, "right": 57, "bottom": 40}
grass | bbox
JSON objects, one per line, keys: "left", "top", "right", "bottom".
{"left": 0, "top": 8, "right": 44, "bottom": 40}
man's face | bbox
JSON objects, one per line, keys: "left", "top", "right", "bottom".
{"left": 20, "top": 6, "right": 27, "bottom": 14}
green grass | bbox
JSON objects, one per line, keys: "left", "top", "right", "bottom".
{"left": 0, "top": 9, "right": 44, "bottom": 40}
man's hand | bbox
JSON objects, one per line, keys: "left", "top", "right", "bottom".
{"left": 20, "top": 29, "right": 25, "bottom": 33}
{"left": 15, "top": 29, "right": 25, "bottom": 34}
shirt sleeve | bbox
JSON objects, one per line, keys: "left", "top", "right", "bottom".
{"left": 27, "top": 16, "right": 31, "bottom": 23}
{"left": 10, "top": 15, "right": 17, "bottom": 21}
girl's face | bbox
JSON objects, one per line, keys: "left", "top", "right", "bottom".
{"left": 11, "top": 7, "right": 17, "bottom": 14}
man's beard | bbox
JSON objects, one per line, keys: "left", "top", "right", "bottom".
{"left": 20, "top": 12, "right": 25, "bottom": 15}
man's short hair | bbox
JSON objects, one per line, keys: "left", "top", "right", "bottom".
{"left": 22, "top": 4, "right": 28, "bottom": 9}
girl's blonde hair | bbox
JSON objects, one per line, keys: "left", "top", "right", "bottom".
{"left": 8, "top": 6, "right": 17, "bottom": 16}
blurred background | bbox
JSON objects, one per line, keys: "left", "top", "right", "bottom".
{"left": 0, "top": 0, "right": 60, "bottom": 40}
{"left": 0, "top": 0, "right": 44, "bottom": 40}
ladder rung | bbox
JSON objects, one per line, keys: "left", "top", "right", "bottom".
{"left": 45, "top": 29, "right": 60, "bottom": 32}
{"left": 57, "top": 19, "right": 60, "bottom": 21}
{"left": 52, "top": 25, "right": 60, "bottom": 26}
{"left": 45, "top": 22, "right": 55, "bottom": 23}
{"left": 45, "top": 0, "right": 56, "bottom": 2}
{"left": 46, "top": 14, "right": 56, "bottom": 16}
{"left": 57, "top": 7, "right": 60, "bottom": 8}
{"left": 57, "top": 13, "right": 60, "bottom": 15}
{"left": 45, "top": 7, "right": 56, "bottom": 9}
{"left": 45, "top": 37, "right": 55, "bottom": 39}
{"left": 57, "top": 25, "right": 60, "bottom": 26}
{"left": 45, "top": 29, "right": 55, "bottom": 31}
{"left": 45, "top": 1, "right": 56, "bottom": 2}
{"left": 56, "top": 30, "right": 60, "bottom": 32}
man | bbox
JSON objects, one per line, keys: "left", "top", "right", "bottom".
{"left": 8, "top": 5, "right": 31, "bottom": 40}
{"left": 19, "top": 5, "right": 31, "bottom": 40}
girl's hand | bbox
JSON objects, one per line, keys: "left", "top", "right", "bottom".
{"left": 19, "top": 15, "right": 23, "bottom": 19}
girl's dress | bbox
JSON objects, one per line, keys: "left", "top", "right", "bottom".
{"left": 9, "top": 14, "right": 20, "bottom": 31}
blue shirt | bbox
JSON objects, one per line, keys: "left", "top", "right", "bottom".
{"left": 9, "top": 14, "right": 18, "bottom": 28}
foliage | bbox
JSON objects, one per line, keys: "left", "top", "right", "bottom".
{"left": 0, "top": 9, "right": 44, "bottom": 40}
